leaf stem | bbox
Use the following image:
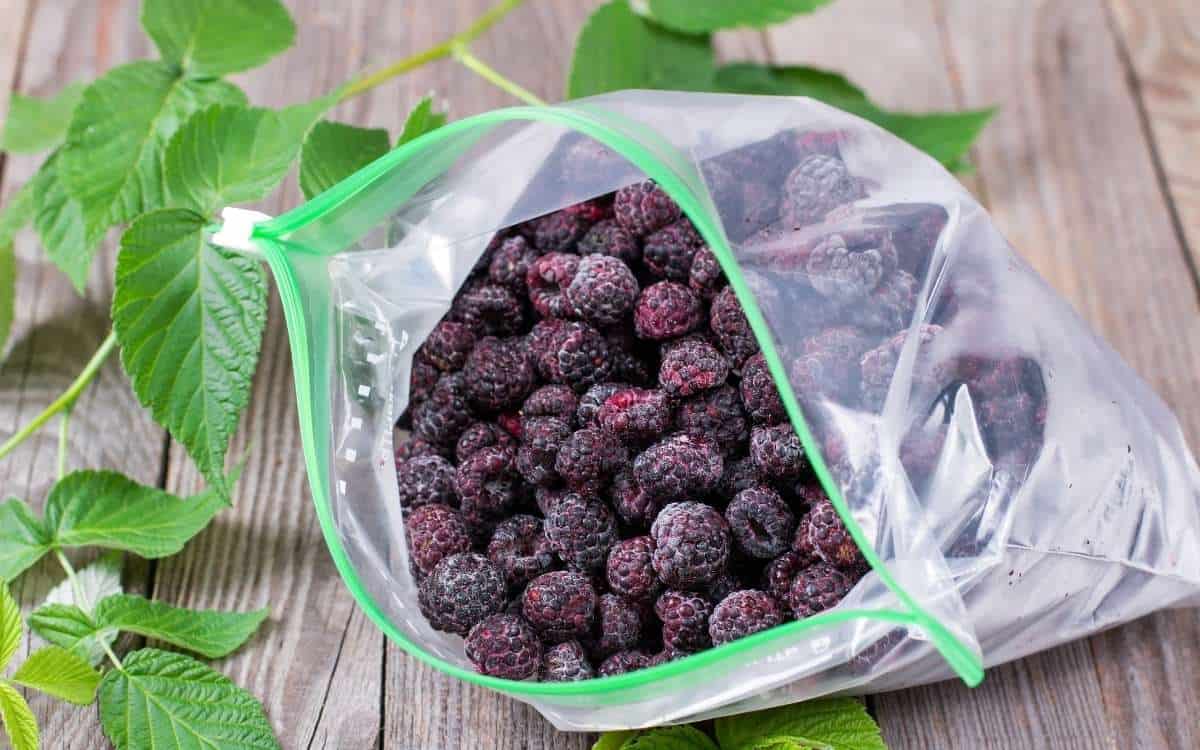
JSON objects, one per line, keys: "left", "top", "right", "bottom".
{"left": 0, "top": 331, "right": 116, "bottom": 460}
{"left": 53, "top": 550, "right": 87, "bottom": 618}
{"left": 57, "top": 408, "right": 71, "bottom": 480}
{"left": 338, "top": 0, "right": 527, "bottom": 101}
{"left": 451, "top": 45, "right": 547, "bottom": 106}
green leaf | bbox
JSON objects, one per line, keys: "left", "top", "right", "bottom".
{"left": 0, "top": 499, "right": 50, "bottom": 583}
{"left": 165, "top": 101, "right": 329, "bottom": 213}
{"left": 95, "top": 594, "right": 268, "bottom": 659}
{"left": 0, "top": 583, "right": 20, "bottom": 670}
{"left": 744, "top": 738, "right": 826, "bottom": 750}
{"left": 11, "top": 645, "right": 101, "bottom": 704}
{"left": 32, "top": 151, "right": 103, "bottom": 292}
{"left": 396, "top": 96, "right": 447, "bottom": 147}
{"left": 594, "top": 731, "right": 638, "bottom": 750}
{"left": 28, "top": 604, "right": 103, "bottom": 665}
{"left": 0, "top": 681, "right": 38, "bottom": 750}
{"left": 620, "top": 726, "right": 719, "bottom": 750}
{"left": 0, "top": 175, "right": 38, "bottom": 247}
{"left": 0, "top": 83, "right": 86, "bottom": 154}
{"left": 0, "top": 241, "right": 15, "bottom": 354}
{"left": 299, "top": 121, "right": 390, "bottom": 200}
{"left": 113, "top": 210, "right": 267, "bottom": 494}
{"left": 59, "top": 61, "right": 246, "bottom": 230}
{"left": 712, "top": 64, "right": 992, "bottom": 171}
{"left": 714, "top": 699, "right": 886, "bottom": 750}
{"left": 99, "top": 648, "right": 279, "bottom": 750}
{"left": 642, "top": 0, "right": 832, "bottom": 33}
{"left": 142, "top": 0, "right": 296, "bottom": 77}
{"left": 43, "top": 551, "right": 123, "bottom": 612}
{"left": 568, "top": 0, "right": 715, "bottom": 98}
{"left": 44, "top": 470, "right": 227, "bottom": 556}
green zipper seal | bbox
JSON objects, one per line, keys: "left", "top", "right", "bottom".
{"left": 248, "top": 103, "right": 984, "bottom": 697}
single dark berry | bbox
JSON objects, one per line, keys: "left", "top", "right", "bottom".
{"left": 412, "top": 372, "right": 474, "bottom": 448}
{"left": 655, "top": 590, "right": 713, "bottom": 651}
{"left": 516, "top": 417, "right": 572, "bottom": 486}
{"left": 726, "top": 487, "right": 796, "bottom": 559}
{"left": 395, "top": 435, "right": 444, "bottom": 462}
{"left": 455, "top": 446, "right": 519, "bottom": 519}
{"left": 540, "top": 321, "right": 613, "bottom": 391}
{"left": 851, "top": 269, "right": 918, "bottom": 333}
{"left": 797, "top": 499, "right": 864, "bottom": 570}
{"left": 606, "top": 535, "right": 659, "bottom": 601}
{"left": 418, "top": 320, "right": 477, "bottom": 372}
{"left": 542, "top": 641, "right": 595, "bottom": 682}
{"left": 555, "top": 428, "right": 628, "bottom": 494}
{"left": 806, "top": 232, "right": 895, "bottom": 305}
{"left": 614, "top": 181, "right": 682, "bottom": 237}
{"left": 789, "top": 562, "right": 855, "bottom": 619}
{"left": 544, "top": 493, "right": 619, "bottom": 571}
{"left": 488, "top": 515, "right": 557, "bottom": 588}
{"left": 750, "top": 424, "right": 808, "bottom": 480}
{"left": 709, "top": 287, "right": 759, "bottom": 367}
{"left": 790, "top": 325, "right": 876, "bottom": 406}
{"left": 635, "top": 434, "right": 724, "bottom": 501}
{"left": 407, "top": 359, "right": 440, "bottom": 409}
{"left": 452, "top": 281, "right": 525, "bottom": 336}
{"left": 522, "top": 570, "right": 597, "bottom": 643}
{"left": 609, "top": 468, "right": 658, "bottom": 528}
{"left": 577, "top": 219, "right": 640, "bottom": 265}
{"left": 718, "top": 456, "right": 766, "bottom": 501}
{"left": 463, "top": 337, "right": 536, "bottom": 412}
{"left": 456, "top": 422, "right": 516, "bottom": 463}
{"left": 598, "top": 650, "right": 651, "bottom": 677}
{"left": 522, "top": 384, "right": 578, "bottom": 424}
{"left": 576, "top": 382, "right": 626, "bottom": 428}
{"left": 658, "top": 338, "right": 730, "bottom": 398}
{"left": 643, "top": 219, "right": 703, "bottom": 281}
{"left": 782, "top": 153, "right": 860, "bottom": 226}
{"left": 597, "top": 388, "right": 672, "bottom": 441}
{"left": 859, "top": 325, "right": 942, "bottom": 411}
{"left": 406, "top": 504, "right": 472, "bottom": 576}
{"left": 527, "top": 319, "right": 570, "bottom": 379}
{"left": 709, "top": 590, "right": 784, "bottom": 646}
{"left": 488, "top": 235, "right": 539, "bottom": 293}
{"left": 565, "top": 254, "right": 639, "bottom": 326}
{"left": 396, "top": 454, "right": 457, "bottom": 508}
{"left": 595, "top": 594, "right": 643, "bottom": 657}
{"left": 762, "top": 551, "right": 805, "bottom": 605}
{"left": 466, "top": 613, "right": 542, "bottom": 679}
{"left": 533, "top": 210, "right": 591, "bottom": 252}
{"left": 634, "top": 281, "right": 703, "bottom": 341}
{"left": 675, "top": 385, "right": 748, "bottom": 456}
{"left": 705, "top": 571, "right": 745, "bottom": 604}
{"left": 688, "top": 246, "right": 726, "bottom": 299}
{"left": 527, "top": 253, "right": 581, "bottom": 318}
{"left": 651, "top": 501, "right": 731, "bottom": 589}
{"left": 418, "top": 553, "right": 507, "bottom": 635}
{"left": 740, "top": 353, "right": 787, "bottom": 425}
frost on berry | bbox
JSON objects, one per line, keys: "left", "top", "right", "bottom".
{"left": 515, "top": 417, "right": 572, "bottom": 486}
{"left": 521, "top": 384, "right": 579, "bottom": 424}
{"left": 709, "top": 286, "right": 759, "bottom": 367}
{"left": 594, "top": 593, "right": 643, "bottom": 657}
{"left": 418, "top": 320, "right": 477, "bottom": 372}
{"left": 412, "top": 372, "right": 474, "bottom": 448}
{"left": 598, "top": 650, "right": 651, "bottom": 676}
{"left": 796, "top": 499, "right": 864, "bottom": 570}
{"left": 658, "top": 337, "right": 730, "bottom": 398}
{"left": 597, "top": 388, "right": 672, "bottom": 442}
{"left": 634, "top": 433, "right": 724, "bottom": 501}
{"left": 614, "top": 180, "right": 682, "bottom": 237}
{"left": 540, "top": 321, "right": 613, "bottom": 392}
{"left": 578, "top": 219, "right": 640, "bottom": 265}
{"left": 651, "top": 501, "right": 731, "bottom": 589}
{"left": 396, "top": 454, "right": 457, "bottom": 508}
{"left": 740, "top": 353, "right": 787, "bottom": 425}
{"left": 466, "top": 614, "right": 542, "bottom": 679}
{"left": 643, "top": 219, "right": 703, "bottom": 281}
{"left": 688, "top": 246, "right": 726, "bottom": 300}
{"left": 788, "top": 562, "right": 856, "bottom": 619}
{"left": 418, "top": 553, "right": 507, "bottom": 635}
{"left": 542, "top": 641, "right": 595, "bottom": 682}
{"left": 405, "top": 504, "right": 472, "bottom": 576}
{"left": 463, "top": 337, "right": 536, "bottom": 412}
{"left": 750, "top": 424, "right": 808, "bottom": 481}
{"left": 487, "top": 514, "right": 557, "bottom": 588}
{"left": 527, "top": 252, "right": 580, "bottom": 319}
{"left": 726, "top": 486, "right": 796, "bottom": 559}
{"left": 782, "top": 153, "right": 861, "bottom": 226}
{"left": 655, "top": 589, "right": 713, "bottom": 651}
{"left": 674, "top": 385, "right": 748, "bottom": 456}
{"left": 790, "top": 325, "right": 877, "bottom": 407}
{"left": 455, "top": 445, "right": 519, "bottom": 520}
{"left": 709, "top": 590, "right": 785, "bottom": 645}
{"left": 565, "top": 254, "right": 639, "bottom": 326}
{"left": 532, "top": 210, "right": 591, "bottom": 252}
{"left": 634, "top": 281, "right": 703, "bottom": 341}
{"left": 544, "top": 493, "right": 619, "bottom": 571}
{"left": 554, "top": 428, "right": 628, "bottom": 494}
{"left": 456, "top": 422, "right": 516, "bottom": 463}
{"left": 522, "top": 570, "right": 597, "bottom": 643}
{"left": 805, "top": 232, "right": 897, "bottom": 306}
{"left": 488, "top": 235, "right": 539, "bottom": 293}
{"left": 606, "top": 535, "right": 660, "bottom": 601}
{"left": 451, "top": 281, "right": 526, "bottom": 336}
{"left": 576, "top": 382, "right": 626, "bottom": 428}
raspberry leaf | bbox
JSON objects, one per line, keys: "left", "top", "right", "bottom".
{"left": 593, "top": 730, "right": 637, "bottom": 750}
{"left": 617, "top": 726, "right": 719, "bottom": 750}
{"left": 93, "top": 594, "right": 268, "bottom": 659}
{"left": 568, "top": 0, "right": 714, "bottom": 99}
{"left": 98, "top": 648, "right": 279, "bottom": 750}
{"left": 299, "top": 121, "right": 390, "bottom": 200}
{"left": 32, "top": 152, "right": 104, "bottom": 292}
{"left": 0, "top": 583, "right": 20, "bottom": 670}
{"left": 43, "top": 470, "right": 227, "bottom": 556}
{"left": 43, "top": 550, "right": 123, "bottom": 613}
{"left": 0, "top": 681, "right": 37, "bottom": 750}
{"left": 28, "top": 604, "right": 103, "bottom": 665}
{"left": 113, "top": 209, "right": 267, "bottom": 496}
{"left": 641, "top": 0, "right": 833, "bottom": 33}
{"left": 0, "top": 499, "right": 50, "bottom": 583}
{"left": 714, "top": 698, "right": 886, "bottom": 750}
{"left": 397, "top": 96, "right": 447, "bottom": 147}
{"left": 713, "top": 63, "right": 991, "bottom": 172}
{"left": 141, "top": 0, "right": 297, "bottom": 78}
{"left": 0, "top": 83, "right": 85, "bottom": 155}
{"left": 10, "top": 645, "right": 102, "bottom": 705}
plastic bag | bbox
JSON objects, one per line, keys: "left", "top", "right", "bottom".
{"left": 213, "top": 91, "right": 1200, "bottom": 730}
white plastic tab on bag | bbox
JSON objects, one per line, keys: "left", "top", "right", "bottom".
{"left": 211, "top": 207, "right": 273, "bottom": 252}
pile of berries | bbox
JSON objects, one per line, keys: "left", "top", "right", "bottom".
{"left": 395, "top": 129, "right": 1046, "bottom": 681}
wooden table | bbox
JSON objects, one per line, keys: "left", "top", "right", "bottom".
{"left": 2, "top": 0, "right": 1197, "bottom": 747}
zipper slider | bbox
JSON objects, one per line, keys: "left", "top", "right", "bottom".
{"left": 211, "top": 207, "right": 273, "bottom": 253}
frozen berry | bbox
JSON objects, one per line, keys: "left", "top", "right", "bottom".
{"left": 535, "top": 486, "right": 569, "bottom": 516}
{"left": 718, "top": 456, "right": 766, "bottom": 500}
{"left": 658, "top": 338, "right": 729, "bottom": 397}
{"left": 565, "top": 254, "right": 639, "bottom": 326}
{"left": 674, "top": 385, "right": 748, "bottom": 456}
{"left": 651, "top": 501, "right": 731, "bottom": 588}
{"left": 456, "top": 422, "right": 516, "bottom": 463}
{"left": 740, "top": 353, "right": 785, "bottom": 424}
{"left": 412, "top": 372, "right": 474, "bottom": 448}
{"left": 465, "top": 614, "right": 542, "bottom": 679}
{"left": 522, "top": 384, "right": 578, "bottom": 424}
{"left": 545, "top": 493, "right": 619, "bottom": 572}
{"left": 782, "top": 153, "right": 860, "bottom": 226}
{"left": 790, "top": 325, "right": 876, "bottom": 406}
{"left": 516, "top": 417, "right": 572, "bottom": 486}
{"left": 533, "top": 210, "right": 591, "bottom": 252}
{"left": 452, "top": 281, "right": 525, "bottom": 336}
{"left": 455, "top": 446, "right": 519, "bottom": 519}
{"left": 796, "top": 499, "right": 864, "bottom": 570}
{"left": 806, "top": 232, "right": 894, "bottom": 305}
{"left": 634, "top": 434, "right": 724, "bottom": 501}
{"left": 407, "top": 359, "right": 440, "bottom": 408}
{"left": 406, "top": 504, "right": 472, "bottom": 576}
{"left": 859, "top": 324, "right": 942, "bottom": 411}
{"left": 488, "top": 515, "right": 556, "bottom": 588}
{"left": 709, "top": 590, "right": 784, "bottom": 645}
{"left": 763, "top": 551, "right": 805, "bottom": 605}
{"left": 851, "top": 269, "right": 918, "bottom": 333}
{"left": 614, "top": 181, "right": 681, "bottom": 237}
{"left": 726, "top": 487, "right": 796, "bottom": 559}
{"left": 598, "top": 650, "right": 651, "bottom": 676}
{"left": 527, "top": 318, "right": 570, "bottom": 378}
{"left": 750, "top": 424, "right": 808, "bottom": 480}
{"left": 709, "top": 287, "right": 759, "bottom": 367}
{"left": 527, "top": 252, "right": 580, "bottom": 318}
{"left": 418, "top": 320, "right": 477, "bottom": 372}
{"left": 577, "top": 219, "right": 640, "bottom": 265}
{"left": 395, "top": 435, "right": 444, "bottom": 462}
{"left": 597, "top": 388, "right": 672, "bottom": 442}
{"left": 643, "top": 219, "right": 703, "bottom": 281}
{"left": 655, "top": 590, "right": 713, "bottom": 651}
{"left": 542, "top": 641, "right": 595, "bottom": 682}
{"left": 522, "top": 570, "right": 597, "bottom": 642}
{"left": 606, "top": 536, "right": 659, "bottom": 601}
{"left": 634, "top": 282, "right": 703, "bottom": 341}
{"left": 564, "top": 197, "right": 612, "bottom": 222}
{"left": 595, "top": 594, "right": 643, "bottom": 657}
{"left": 789, "top": 562, "right": 855, "bottom": 619}
{"left": 705, "top": 571, "right": 745, "bottom": 604}
{"left": 555, "top": 428, "right": 627, "bottom": 494}
{"left": 396, "top": 454, "right": 457, "bottom": 508}
{"left": 609, "top": 468, "right": 658, "bottom": 528}
{"left": 464, "top": 337, "right": 536, "bottom": 412}
{"left": 418, "top": 553, "right": 507, "bottom": 635}
{"left": 540, "top": 321, "right": 613, "bottom": 391}
{"left": 688, "top": 246, "right": 726, "bottom": 299}
{"left": 488, "top": 235, "right": 539, "bottom": 293}
{"left": 577, "top": 382, "right": 626, "bottom": 428}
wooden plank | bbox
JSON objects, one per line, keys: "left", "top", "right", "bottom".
{"left": 1, "top": 1, "right": 166, "bottom": 747}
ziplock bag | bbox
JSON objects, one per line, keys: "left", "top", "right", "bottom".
{"left": 211, "top": 91, "right": 1200, "bottom": 730}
